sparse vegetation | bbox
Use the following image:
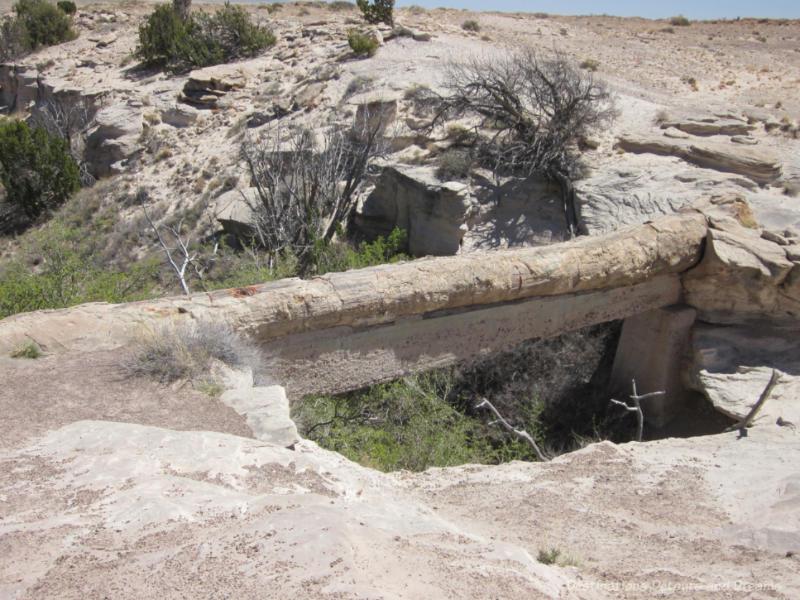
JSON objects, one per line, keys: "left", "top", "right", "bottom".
{"left": 10, "top": 341, "right": 41, "bottom": 359}
{"left": 56, "top": 0, "right": 75, "bottom": 15}
{"left": 293, "top": 370, "right": 546, "bottom": 472}
{"left": 240, "top": 114, "right": 387, "bottom": 275}
{"left": 436, "top": 149, "right": 473, "bottom": 180}
{"left": 461, "top": 19, "right": 480, "bottom": 32}
{"left": 347, "top": 27, "right": 378, "bottom": 57}
{"left": 579, "top": 58, "right": 599, "bottom": 71}
{"left": 432, "top": 49, "right": 616, "bottom": 235}
{"left": 294, "top": 323, "right": 624, "bottom": 471}
{"left": 328, "top": 1, "right": 355, "bottom": 11}
{"left": 137, "top": 0, "right": 276, "bottom": 72}
{"left": 537, "top": 548, "right": 561, "bottom": 565}
{"left": 0, "top": 0, "right": 76, "bottom": 60}
{"left": 669, "top": 15, "right": 690, "bottom": 26}
{"left": 123, "top": 320, "right": 262, "bottom": 384}
{"left": 356, "top": 0, "right": 393, "bottom": 26}
{"left": 0, "top": 119, "right": 80, "bottom": 220}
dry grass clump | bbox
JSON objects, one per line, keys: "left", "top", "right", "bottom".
{"left": 123, "top": 321, "right": 262, "bottom": 383}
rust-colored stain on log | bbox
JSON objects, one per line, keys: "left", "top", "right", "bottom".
{"left": 230, "top": 286, "right": 259, "bottom": 298}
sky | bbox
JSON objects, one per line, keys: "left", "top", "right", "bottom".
{"left": 394, "top": 1, "right": 800, "bottom": 20}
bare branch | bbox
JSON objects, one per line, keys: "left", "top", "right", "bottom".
{"left": 476, "top": 397, "right": 549, "bottom": 462}
{"left": 725, "top": 369, "right": 781, "bottom": 432}
{"left": 431, "top": 48, "right": 616, "bottom": 236}
{"left": 610, "top": 378, "right": 665, "bottom": 442}
{"left": 240, "top": 108, "right": 387, "bottom": 275}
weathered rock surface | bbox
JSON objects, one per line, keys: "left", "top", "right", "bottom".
{"left": 686, "top": 322, "right": 800, "bottom": 425}
{"left": 180, "top": 64, "right": 251, "bottom": 107}
{"left": 659, "top": 117, "right": 754, "bottom": 137}
{"left": 1, "top": 417, "right": 797, "bottom": 599}
{"left": 217, "top": 365, "right": 299, "bottom": 447}
{"left": 617, "top": 134, "right": 782, "bottom": 184}
{"left": 84, "top": 102, "right": 143, "bottom": 176}
{"left": 357, "top": 166, "right": 569, "bottom": 254}
{"left": 683, "top": 207, "right": 800, "bottom": 324}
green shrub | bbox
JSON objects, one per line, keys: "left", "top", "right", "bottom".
{"left": 13, "top": 0, "right": 77, "bottom": 48}
{"left": 461, "top": 19, "right": 480, "bottom": 32}
{"left": 0, "top": 220, "right": 161, "bottom": 319}
{"left": 0, "top": 16, "right": 30, "bottom": 61}
{"left": 293, "top": 370, "right": 543, "bottom": 472}
{"left": 356, "top": 0, "right": 393, "bottom": 26}
{"left": 669, "top": 14, "right": 690, "bottom": 26}
{"left": 347, "top": 27, "right": 378, "bottom": 56}
{"left": 328, "top": 1, "right": 355, "bottom": 11}
{"left": 306, "top": 227, "right": 408, "bottom": 275}
{"left": 10, "top": 341, "right": 41, "bottom": 358}
{"left": 137, "top": 1, "right": 276, "bottom": 71}
{"left": 56, "top": 0, "right": 76, "bottom": 15}
{"left": 579, "top": 58, "right": 599, "bottom": 71}
{"left": 0, "top": 119, "right": 79, "bottom": 220}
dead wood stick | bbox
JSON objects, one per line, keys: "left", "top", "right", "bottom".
{"left": 610, "top": 378, "right": 664, "bottom": 442}
{"left": 725, "top": 369, "right": 781, "bottom": 432}
{"left": 475, "top": 398, "right": 549, "bottom": 462}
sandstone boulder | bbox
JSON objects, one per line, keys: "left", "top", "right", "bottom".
{"left": 160, "top": 102, "right": 198, "bottom": 128}
{"left": 214, "top": 187, "right": 259, "bottom": 239}
{"left": 659, "top": 117, "right": 754, "bottom": 137}
{"left": 617, "top": 134, "right": 782, "bottom": 184}
{"left": 181, "top": 64, "right": 251, "bottom": 108}
{"left": 685, "top": 322, "right": 800, "bottom": 425}
{"left": 84, "top": 102, "right": 143, "bottom": 177}
{"left": 683, "top": 209, "right": 800, "bottom": 323}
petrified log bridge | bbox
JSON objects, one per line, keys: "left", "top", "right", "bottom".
{"left": 0, "top": 207, "right": 709, "bottom": 402}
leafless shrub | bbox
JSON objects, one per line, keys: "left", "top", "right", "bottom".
{"left": 28, "top": 94, "right": 97, "bottom": 187}
{"left": 436, "top": 148, "right": 472, "bottom": 180}
{"left": 430, "top": 48, "right": 616, "bottom": 235}
{"left": 240, "top": 109, "right": 386, "bottom": 273}
{"left": 123, "top": 320, "right": 262, "bottom": 383}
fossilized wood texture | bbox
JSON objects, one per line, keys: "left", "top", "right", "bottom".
{"left": 0, "top": 209, "right": 708, "bottom": 358}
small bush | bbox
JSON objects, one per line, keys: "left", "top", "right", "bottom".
{"left": 10, "top": 341, "right": 41, "bottom": 359}
{"left": 56, "top": 0, "right": 76, "bottom": 15}
{"left": 0, "top": 16, "right": 30, "bottom": 61}
{"left": 537, "top": 548, "right": 562, "bottom": 565}
{"left": 461, "top": 19, "right": 480, "bottom": 32}
{"left": 265, "top": 3, "right": 282, "bottom": 14}
{"left": 328, "top": 1, "right": 355, "bottom": 11}
{"left": 0, "top": 119, "right": 79, "bottom": 219}
{"left": 137, "top": 1, "right": 276, "bottom": 72}
{"left": 579, "top": 58, "right": 599, "bottom": 71}
{"left": 123, "top": 321, "right": 262, "bottom": 384}
{"left": 436, "top": 149, "right": 473, "bottom": 181}
{"left": 347, "top": 27, "right": 378, "bottom": 56}
{"left": 14, "top": 0, "right": 77, "bottom": 48}
{"left": 356, "top": 0, "right": 393, "bottom": 26}
{"left": 669, "top": 15, "right": 690, "bottom": 26}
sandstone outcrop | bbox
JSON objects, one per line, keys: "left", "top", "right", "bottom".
{"left": 357, "top": 166, "right": 569, "bottom": 254}
{"left": 616, "top": 134, "right": 782, "bottom": 184}
{"left": 180, "top": 64, "right": 251, "bottom": 108}
{"left": 84, "top": 102, "right": 143, "bottom": 176}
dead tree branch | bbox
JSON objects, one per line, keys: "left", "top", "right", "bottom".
{"left": 476, "top": 398, "right": 549, "bottom": 462}
{"left": 725, "top": 369, "right": 781, "bottom": 432}
{"left": 138, "top": 189, "right": 217, "bottom": 295}
{"left": 610, "top": 378, "right": 665, "bottom": 442}
{"left": 240, "top": 107, "right": 387, "bottom": 274}
{"left": 429, "top": 48, "right": 616, "bottom": 237}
